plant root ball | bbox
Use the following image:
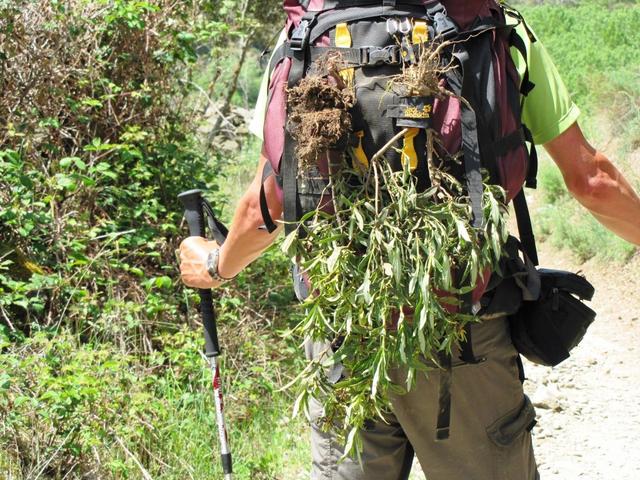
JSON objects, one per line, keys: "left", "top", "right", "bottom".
{"left": 287, "top": 74, "right": 355, "bottom": 169}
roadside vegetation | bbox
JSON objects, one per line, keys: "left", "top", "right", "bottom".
{"left": 0, "top": 2, "right": 307, "bottom": 478}
{"left": 0, "top": 1, "right": 638, "bottom": 479}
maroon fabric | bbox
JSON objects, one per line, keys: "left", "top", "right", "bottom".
{"left": 283, "top": 0, "right": 306, "bottom": 26}
{"left": 443, "top": 0, "right": 491, "bottom": 29}
{"left": 262, "top": 56, "right": 292, "bottom": 204}
{"left": 429, "top": 0, "right": 495, "bottom": 161}
{"left": 431, "top": 1, "right": 527, "bottom": 202}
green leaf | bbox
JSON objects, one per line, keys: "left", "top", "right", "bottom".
{"left": 382, "top": 263, "right": 393, "bottom": 277}
{"left": 326, "top": 247, "right": 342, "bottom": 272}
{"left": 54, "top": 174, "right": 77, "bottom": 191}
{"left": 81, "top": 98, "right": 103, "bottom": 108}
{"left": 343, "top": 427, "right": 359, "bottom": 459}
{"left": 59, "top": 157, "right": 77, "bottom": 168}
{"left": 129, "top": 267, "right": 144, "bottom": 277}
{"left": 281, "top": 229, "right": 298, "bottom": 256}
{"left": 0, "top": 373, "right": 10, "bottom": 390}
{"left": 354, "top": 208, "right": 365, "bottom": 231}
{"left": 73, "top": 158, "right": 87, "bottom": 170}
{"left": 371, "top": 359, "right": 382, "bottom": 398}
{"left": 456, "top": 219, "right": 471, "bottom": 242}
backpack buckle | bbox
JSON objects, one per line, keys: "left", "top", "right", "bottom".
{"left": 426, "top": 3, "right": 459, "bottom": 39}
{"left": 363, "top": 46, "right": 400, "bottom": 66}
{"left": 290, "top": 19, "right": 312, "bottom": 51}
{"left": 432, "top": 12, "right": 459, "bottom": 38}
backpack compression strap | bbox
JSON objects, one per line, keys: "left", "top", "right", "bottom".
{"left": 508, "top": 26, "right": 539, "bottom": 190}
{"left": 436, "top": 349, "right": 452, "bottom": 440}
{"left": 452, "top": 46, "right": 485, "bottom": 229}
{"left": 513, "top": 190, "right": 539, "bottom": 266}
{"left": 259, "top": 161, "right": 279, "bottom": 234}
{"left": 505, "top": 10, "right": 540, "bottom": 265}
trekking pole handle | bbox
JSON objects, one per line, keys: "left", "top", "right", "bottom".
{"left": 179, "top": 189, "right": 207, "bottom": 237}
{"left": 178, "top": 189, "right": 221, "bottom": 358}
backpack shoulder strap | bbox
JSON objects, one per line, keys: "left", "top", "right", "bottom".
{"left": 513, "top": 188, "right": 539, "bottom": 266}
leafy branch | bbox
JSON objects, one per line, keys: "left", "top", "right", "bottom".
{"left": 283, "top": 146, "right": 509, "bottom": 458}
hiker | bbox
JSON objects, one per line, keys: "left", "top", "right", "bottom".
{"left": 180, "top": 2, "right": 640, "bottom": 479}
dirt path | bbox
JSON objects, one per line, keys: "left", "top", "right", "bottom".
{"left": 523, "top": 242, "right": 640, "bottom": 479}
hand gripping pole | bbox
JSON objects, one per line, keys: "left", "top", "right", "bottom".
{"left": 178, "top": 189, "right": 233, "bottom": 479}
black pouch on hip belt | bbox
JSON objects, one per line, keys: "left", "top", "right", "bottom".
{"left": 509, "top": 268, "right": 596, "bottom": 367}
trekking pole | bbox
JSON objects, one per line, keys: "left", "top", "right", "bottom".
{"left": 178, "top": 189, "right": 233, "bottom": 480}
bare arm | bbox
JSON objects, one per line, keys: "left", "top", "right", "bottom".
{"left": 545, "top": 123, "right": 640, "bottom": 246}
{"left": 179, "top": 154, "right": 283, "bottom": 289}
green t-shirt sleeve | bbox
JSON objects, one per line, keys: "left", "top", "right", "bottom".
{"left": 249, "top": 30, "right": 288, "bottom": 140}
{"left": 511, "top": 22, "right": 581, "bottom": 145}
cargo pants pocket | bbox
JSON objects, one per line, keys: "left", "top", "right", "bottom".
{"left": 487, "top": 394, "right": 536, "bottom": 447}
{"left": 486, "top": 395, "right": 539, "bottom": 480}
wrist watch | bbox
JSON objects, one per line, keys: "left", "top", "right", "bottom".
{"left": 206, "top": 248, "right": 233, "bottom": 283}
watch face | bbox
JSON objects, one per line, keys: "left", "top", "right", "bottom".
{"left": 207, "top": 249, "right": 227, "bottom": 282}
{"left": 207, "top": 249, "right": 218, "bottom": 276}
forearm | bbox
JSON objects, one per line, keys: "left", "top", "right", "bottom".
{"left": 217, "top": 195, "right": 282, "bottom": 278}
{"left": 590, "top": 210, "right": 640, "bottom": 245}
{"left": 217, "top": 156, "right": 283, "bottom": 278}
{"left": 567, "top": 151, "right": 640, "bottom": 245}
{"left": 546, "top": 123, "right": 640, "bottom": 246}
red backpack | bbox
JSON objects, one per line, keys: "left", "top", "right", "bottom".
{"left": 260, "top": 0, "right": 538, "bottom": 266}
{"left": 258, "top": 0, "right": 540, "bottom": 438}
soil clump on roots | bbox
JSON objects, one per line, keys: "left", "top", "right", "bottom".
{"left": 286, "top": 54, "right": 355, "bottom": 169}
{"left": 389, "top": 40, "right": 455, "bottom": 97}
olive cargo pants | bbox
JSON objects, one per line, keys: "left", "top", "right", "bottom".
{"left": 305, "top": 317, "right": 539, "bottom": 480}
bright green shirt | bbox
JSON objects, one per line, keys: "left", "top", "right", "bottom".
{"left": 250, "top": 19, "right": 580, "bottom": 146}
{"left": 509, "top": 19, "right": 581, "bottom": 145}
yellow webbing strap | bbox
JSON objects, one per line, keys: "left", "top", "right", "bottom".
{"left": 335, "top": 22, "right": 354, "bottom": 87}
{"left": 351, "top": 130, "right": 369, "bottom": 171}
{"left": 412, "top": 20, "right": 429, "bottom": 45}
{"left": 401, "top": 128, "right": 419, "bottom": 171}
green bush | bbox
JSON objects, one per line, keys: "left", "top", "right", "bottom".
{"left": 517, "top": 1, "right": 640, "bottom": 118}
{"left": 0, "top": 330, "right": 167, "bottom": 477}
{"left": 537, "top": 158, "right": 569, "bottom": 205}
{"left": 0, "top": 0, "right": 223, "bottom": 341}
{"left": 0, "top": 1, "right": 303, "bottom": 477}
{"left": 0, "top": 320, "right": 308, "bottom": 479}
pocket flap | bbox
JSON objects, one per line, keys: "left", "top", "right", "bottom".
{"left": 487, "top": 395, "right": 536, "bottom": 447}
{"left": 538, "top": 268, "right": 595, "bottom": 301}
